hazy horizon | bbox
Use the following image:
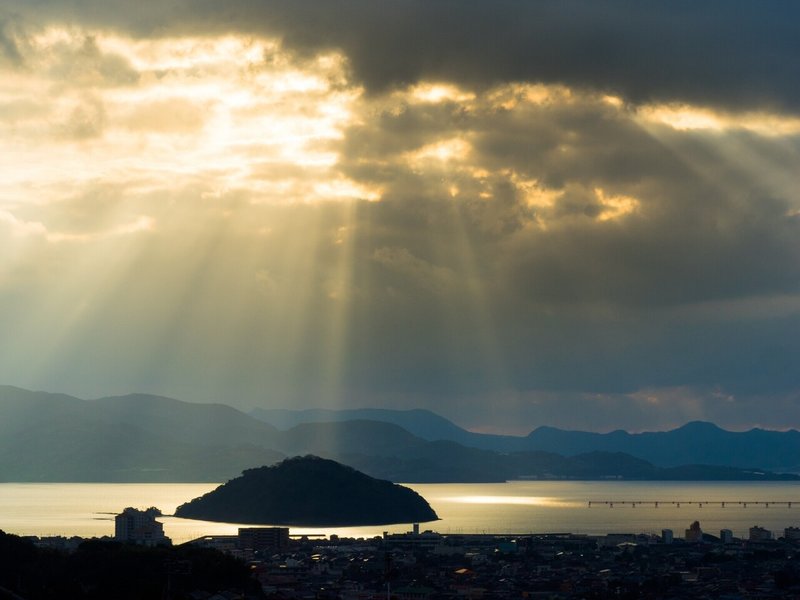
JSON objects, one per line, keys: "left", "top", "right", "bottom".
{"left": 1, "top": 1, "right": 799, "bottom": 433}
{"left": 5, "top": 383, "right": 800, "bottom": 437}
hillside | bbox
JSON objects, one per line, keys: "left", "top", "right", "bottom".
{"left": 251, "top": 406, "right": 518, "bottom": 450}
{"left": 524, "top": 422, "right": 800, "bottom": 471}
{"left": 252, "top": 406, "right": 800, "bottom": 472}
{"left": 0, "top": 417, "right": 284, "bottom": 482}
{"left": 91, "top": 393, "right": 281, "bottom": 448}
{"left": 175, "top": 455, "right": 439, "bottom": 526}
{"left": 2, "top": 386, "right": 799, "bottom": 482}
{"left": 0, "top": 386, "right": 284, "bottom": 481}
{"left": 251, "top": 407, "right": 466, "bottom": 440}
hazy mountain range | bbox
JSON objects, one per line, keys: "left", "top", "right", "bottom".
{"left": 251, "top": 407, "right": 800, "bottom": 472}
{"left": 3, "top": 385, "right": 799, "bottom": 482}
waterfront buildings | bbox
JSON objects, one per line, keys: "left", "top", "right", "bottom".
{"left": 113, "top": 506, "right": 171, "bottom": 546}
{"left": 785, "top": 526, "right": 800, "bottom": 541}
{"left": 684, "top": 520, "right": 703, "bottom": 542}
{"left": 721, "top": 528, "right": 734, "bottom": 544}
{"left": 750, "top": 525, "right": 773, "bottom": 541}
{"left": 18, "top": 518, "right": 800, "bottom": 598}
{"left": 238, "top": 527, "right": 290, "bottom": 553}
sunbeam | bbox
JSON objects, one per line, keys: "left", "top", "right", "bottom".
{"left": 1, "top": 4, "right": 799, "bottom": 431}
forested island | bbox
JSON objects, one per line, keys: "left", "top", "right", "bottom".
{"left": 175, "top": 456, "right": 439, "bottom": 526}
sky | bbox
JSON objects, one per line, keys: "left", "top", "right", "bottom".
{"left": 1, "top": 1, "right": 799, "bottom": 433}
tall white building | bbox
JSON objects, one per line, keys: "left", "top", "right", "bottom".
{"left": 114, "top": 507, "right": 171, "bottom": 547}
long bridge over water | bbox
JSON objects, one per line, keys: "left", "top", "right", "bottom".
{"left": 588, "top": 500, "right": 799, "bottom": 508}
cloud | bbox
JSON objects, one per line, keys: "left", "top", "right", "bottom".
{"left": 45, "top": 215, "right": 154, "bottom": 243}
{"left": 301, "top": 81, "right": 800, "bottom": 408}
{"left": 0, "top": 209, "right": 47, "bottom": 238}
{"left": 119, "top": 98, "right": 206, "bottom": 133}
{"left": 0, "top": 206, "right": 152, "bottom": 243}
{"left": 57, "top": 94, "right": 107, "bottom": 139}
{"left": 5, "top": 1, "right": 800, "bottom": 113}
{"left": 339, "top": 84, "right": 800, "bottom": 309}
{"left": 429, "top": 386, "right": 800, "bottom": 434}
{"left": 46, "top": 34, "right": 139, "bottom": 88}
{"left": 1, "top": 9, "right": 799, "bottom": 430}
{"left": 0, "top": 18, "right": 26, "bottom": 67}
{"left": 503, "top": 190, "right": 800, "bottom": 308}
{"left": 372, "top": 246, "right": 457, "bottom": 296}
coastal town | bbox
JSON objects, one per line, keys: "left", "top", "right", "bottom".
{"left": 9, "top": 508, "right": 800, "bottom": 599}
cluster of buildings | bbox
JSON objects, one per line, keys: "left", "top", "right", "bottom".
{"left": 23, "top": 510, "right": 800, "bottom": 598}
{"left": 181, "top": 521, "right": 800, "bottom": 599}
{"left": 25, "top": 506, "right": 173, "bottom": 551}
{"left": 188, "top": 526, "right": 291, "bottom": 559}
{"left": 660, "top": 520, "right": 800, "bottom": 545}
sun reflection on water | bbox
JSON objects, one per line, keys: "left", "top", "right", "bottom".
{"left": 447, "top": 495, "right": 572, "bottom": 507}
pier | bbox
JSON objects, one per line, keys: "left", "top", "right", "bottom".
{"left": 588, "top": 500, "right": 797, "bottom": 508}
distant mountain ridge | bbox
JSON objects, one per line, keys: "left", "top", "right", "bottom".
{"left": 252, "top": 407, "right": 800, "bottom": 472}
{"left": 2, "top": 385, "right": 799, "bottom": 482}
{"left": 524, "top": 421, "right": 800, "bottom": 472}
{"left": 0, "top": 386, "right": 284, "bottom": 481}
{"left": 251, "top": 407, "right": 470, "bottom": 441}
{"left": 250, "top": 407, "right": 522, "bottom": 451}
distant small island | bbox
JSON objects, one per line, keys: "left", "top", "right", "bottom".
{"left": 175, "top": 456, "right": 439, "bottom": 526}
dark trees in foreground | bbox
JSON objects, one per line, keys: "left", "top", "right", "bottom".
{"left": 0, "top": 531, "right": 260, "bottom": 600}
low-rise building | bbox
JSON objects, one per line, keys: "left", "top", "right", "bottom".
{"left": 749, "top": 525, "right": 772, "bottom": 541}
{"left": 238, "top": 527, "right": 290, "bottom": 553}
{"left": 784, "top": 526, "right": 800, "bottom": 541}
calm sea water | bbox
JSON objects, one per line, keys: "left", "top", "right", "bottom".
{"left": 2, "top": 481, "right": 800, "bottom": 544}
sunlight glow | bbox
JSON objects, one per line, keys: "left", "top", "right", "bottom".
{"left": 487, "top": 83, "right": 573, "bottom": 110}
{"left": 0, "top": 29, "right": 366, "bottom": 215}
{"left": 602, "top": 95, "right": 624, "bottom": 108}
{"left": 507, "top": 173, "right": 561, "bottom": 210}
{"left": 313, "top": 180, "right": 382, "bottom": 202}
{"left": 407, "top": 138, "right": 472, "bottom": 165}
{"left": 449, "top": 495, "right": 558, "bottom": 506}
{"left": 594, "top": 188, "right": 640, "bottom": 221}
{"left": 5, "top": 18, "right": 799, "bottom": 415}
{"left": 0, "top": 27, "right": 376, "bottom": 399}
{"left": 0, "top": 210, "right": 48, "bottom": 238}
{"left": 638, "top": 103, "right": 800, "bottom": 136}
{"left": 408, "top": 83, "right": 476, "bottom": 104}
{"left": 639, "top": 105, "right": 724, "bottom": 131}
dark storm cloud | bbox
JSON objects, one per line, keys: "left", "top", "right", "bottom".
{"left": 4, "top": 0, "right": 800, "bottom": 430}
{"left": 337, "top": 95, "right": 800, "bottom": 309}
{"left": 5, "top": 0, "right": 800, "bottom": 112}
{"left": 504, "top": 192, "right": 800, "bottom": 308}
{"left": 0, "top": 17, "right": 26, "bottom": 67}
{"left": 343, "top": 222, "right": 800, "bottom": 399}
{"left": 318, "top": 88, "right": 800, "bottom": 403}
